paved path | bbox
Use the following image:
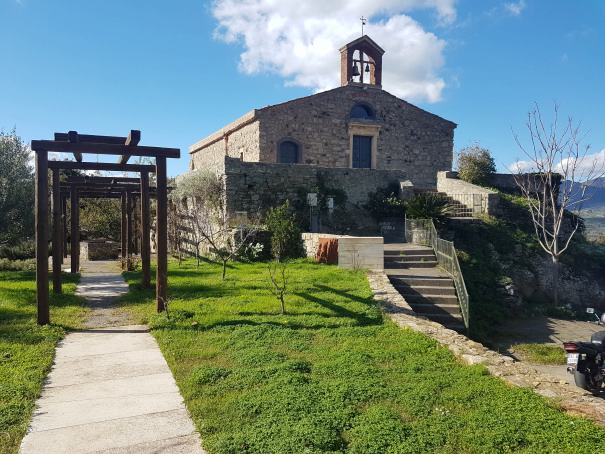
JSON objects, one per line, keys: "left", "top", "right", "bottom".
{"left": 19, "top": 261, "right": 205, "bottom": 454}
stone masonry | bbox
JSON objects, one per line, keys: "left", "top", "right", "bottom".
{"left": 190, "top": 86, "right": 456, "bottom": 188}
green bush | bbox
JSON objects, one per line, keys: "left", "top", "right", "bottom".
{"left": 406, "top": 194, "right": 454, "bottom": 229}
{"left": 0, "top": 239, "right": 36, "bottom": 260}
{"left": 364, "top": 183, "right": 406, "bottom": 218}
{"left": 265, "top": 201, "right": 304, "bottom": 262}
{"left": 456, "top": 142, "right": 496, "bottom": 187}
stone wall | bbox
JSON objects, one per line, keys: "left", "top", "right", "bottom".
{"left": 189, "top": 111, "right": 260, "bottom": 174}
{"left": 338, "top": 237, "right": 384, "bottom": 271}
{"left": 437, "top": 171, "right": 500, "bottom": 215}
{"left": 189, "top": 85, "right": 456, "bottom": 188}
{"left": 80, "top": 240, "right": 119, "bottom": 261}
{"left": 222, "top": 157, "right": 408, "bottom": 212}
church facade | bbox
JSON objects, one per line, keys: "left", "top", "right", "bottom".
{"left": 188, "top": 35, "right": 456, "bottom": 190}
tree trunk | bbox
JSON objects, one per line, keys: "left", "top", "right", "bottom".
{"left": 552, "top": 257, "right": 559, "bottom": 306}
{"left": 222, "top": 260, "right": 227, "bottom": 279}
{"left": 196, "top": 245, "right": 200, "bottom": 269}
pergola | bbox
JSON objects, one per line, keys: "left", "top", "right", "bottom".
{"left": 31, "top": 131, "right": 180, "bottom": 325}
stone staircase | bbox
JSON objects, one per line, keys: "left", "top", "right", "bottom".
{"left": 413, "top": 188, "right": 474, "bottom": 218}
{"left": 384, "top": 242, "right": 466, "bottom": 332}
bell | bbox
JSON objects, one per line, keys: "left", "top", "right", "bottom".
{"left": 351, "top": 64, "right": 360, "bottom": 77}
{"left": 365, "top": 63, "right": 370, "bottom": 73}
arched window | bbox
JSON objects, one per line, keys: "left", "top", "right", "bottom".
{"left": 277, "top": 138, "right": 302, "bottom": 163}
{"left": 350, "top": 102, "right": 375, "bottom": 119}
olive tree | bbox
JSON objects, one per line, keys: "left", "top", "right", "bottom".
{"left": 455, "top": 142, "right": 496, "bottom": 187}
{"left": 170, "top": 171, "right": 260, "bottom": 278}
{"left": 512, "top": 103, "right": 604, "bottom": 306}
{"left": 0, "top": 128, "right": 34, "bottom": 246}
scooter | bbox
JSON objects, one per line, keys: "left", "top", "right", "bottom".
{"left": 563, "top": 308, "right": 605, "bottom": 396}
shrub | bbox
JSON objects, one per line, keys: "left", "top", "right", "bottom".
{"left": 0, "top": 239, "right": 36, "bottom": 260}
{"left": 406, "top": 194, "right": 454, "bottom": 229}
{"left": 364, "top": 183, "right": 406, "bottom": 218}
{"left": 456, "top": 142, "right": 496, "bottom": 187}
{"left": 265, "top": 201, "right": 304, "bottom": 262}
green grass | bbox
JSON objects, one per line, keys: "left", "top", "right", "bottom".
{"left": 119, "top": 258, "right": 605, "bottom": 454}
{"left": 511, "top": 343, "right": 567, "bottom": 365}
{"left": 0, "top": 270, "right": 88, "bottom": 454}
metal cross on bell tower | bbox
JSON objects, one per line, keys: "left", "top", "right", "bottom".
{"left": 360, "top": 16, "right": 366, "bottom": 36}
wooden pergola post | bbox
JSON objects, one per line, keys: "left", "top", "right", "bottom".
{"left": 35, "top": 149, "right": 50, "bottom": 325}
{"left": 141, "top": 172, "right": 151, "bottom": 288}
{"left": 51, "top": 169, "right": 62, "bottom": 293}
{"left": 156, "top": 157, "right": 167, "bottom": 312}
{"left": 32, "top": 131, "right": 179, "bottom": 324}
{"left": 70, "top": 186, "right": 80, "bottom": 273}
{"left": 62, "top": 195, "right": 68, "bottom": 261}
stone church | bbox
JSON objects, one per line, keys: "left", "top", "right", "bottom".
{"left": 186, "top": 35, "right": 457, "bottom": 219}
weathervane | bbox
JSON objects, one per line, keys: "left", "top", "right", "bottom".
{"left": 360, "top": 16, "right": 366, "bottom": 36}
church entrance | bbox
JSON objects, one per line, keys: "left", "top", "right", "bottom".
{"left": 353, "top": 135, "right": 372, "bottom": 168}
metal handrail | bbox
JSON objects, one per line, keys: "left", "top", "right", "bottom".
{"left": 405, "top": 216, "right": 470, "bottom": 330}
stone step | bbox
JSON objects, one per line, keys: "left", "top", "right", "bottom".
{"left": 407, "top": 300, "right": 461, "bottom": 314}
{"left": 393, "top": 284, "right": 456, "bottom": 296}
{"left": 384, "top": 260, "right": 438, "bottom": 269}
{"left": 384, "top": 248, "right": 435, "bottom": 257}
{"left": 419, "top": 313, "right": 466, "bottom": 332}
{"left": 389, "top": 276, "right": 453, "bottom": 287}
{"left": 405, "top": 294, "right": 459, "bottom": 306}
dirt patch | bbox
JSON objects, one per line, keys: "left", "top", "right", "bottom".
{"left": 75, "top": 260, "right": 140, "bottom": 328}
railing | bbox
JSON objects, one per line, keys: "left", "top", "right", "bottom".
{"left": 405, "top": 216, "right": 470, "bottom": 330}
{"left": 413, "top": 192, "right": 484, "bottom": 217}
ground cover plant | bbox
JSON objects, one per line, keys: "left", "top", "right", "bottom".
{"left": 510, "top": 343, "right": 566, "bottom": 365}
{"left": 0, "top": 271, "right": 87, "bottom": 454}
{"left": 120, "top": 258, "right": 605, "bottom": 454}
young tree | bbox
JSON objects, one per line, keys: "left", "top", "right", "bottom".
{"left": 264, "top": 200, "right": 303, "bottom": 262}
{"left": 512, "top": 103, "right": 604, "bottom": 305}
{"left": 170, "top": 171, "right": 260, "bottom": 278}
{"left": 455, "top": 142, "right": 496, "bottom": 187}
{"left": 0, "top": 128, "right": 34, "bottom": 246}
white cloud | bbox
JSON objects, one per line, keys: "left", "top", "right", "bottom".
{"left": 211, "top": 0, "right": 454, "bottom": 102}
{"left": 504, "top": 0, "right": 526, "bottom": 16}
{"left": 507, "top": 149, "right": 605, "bottom": 181}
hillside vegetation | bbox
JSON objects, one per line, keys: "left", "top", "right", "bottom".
{"left": 451, "top": 191, "right": 605, "bottom": 346}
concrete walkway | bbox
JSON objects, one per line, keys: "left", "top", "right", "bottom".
{"left": 19, "top": 261, "right": 205, "bottom": 454}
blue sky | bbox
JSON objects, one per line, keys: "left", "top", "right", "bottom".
{"left": 1, "top": 0, "right": 604, "bottom": 179}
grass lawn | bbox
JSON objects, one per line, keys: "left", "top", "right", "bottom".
{"left": 0, "top": 271, "right": 87, "bottom": 454}
{"left": 119, "top": 257, "right": 605, "bottom": 454}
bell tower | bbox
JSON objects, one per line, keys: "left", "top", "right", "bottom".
{"left": 339, "top": 35, "right": 385, "bottom": 88}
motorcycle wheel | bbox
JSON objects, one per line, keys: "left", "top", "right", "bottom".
{"left": 574, "top": 369, "right": 602, "bottom": 396}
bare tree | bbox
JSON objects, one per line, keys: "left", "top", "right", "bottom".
{"left": 170, "top": 171, "right": 261, "bottom": 279}
{"left": 268, "top": 261, "right": 288, "bottom": 314}
{"left": 513, "top": 103, "right": 604, "bottom": 305}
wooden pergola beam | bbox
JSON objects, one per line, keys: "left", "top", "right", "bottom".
{"left": 48, "top": 161, "right": 156, "bottom": 172}
{"left": 32, "top": 140, "right": 179, "bottom": 159}
{"left": 34, "top": 130, "right": 179, "bottom": 325}
{"left": 118, "top": 130, "right": 141, "bottom": 165}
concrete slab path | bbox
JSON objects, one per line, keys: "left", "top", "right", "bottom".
{"left": 19, "top": 261, "right": 205, "bottom": 454}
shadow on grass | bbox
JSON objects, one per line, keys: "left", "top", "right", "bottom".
{"left": 294, "top": 291, "right": 380, "bottom": 327}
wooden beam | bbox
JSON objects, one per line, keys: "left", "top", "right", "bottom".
{"left": 156, "top": 157, "right": 168, "bottom": 313}
{"left": 119, "top": 130, "right": 141, "bottom": 165}
{"left": 62, "top": 196, "right": 68, "bottom": 261}
{"left": 52, "top": 169, "right": 62, "bottom": 294}
{"left": 70, "top": 187, "right": 80, "bottom": 274}
{"left": 141, "top": 172, "right": 151, "bottom": 289}
{"left": 48, "top": 161, "right": 156, "bottom": 172}
{"left": 126, "top": 191, "right": 133, "bottom": 259}
{"left": 66, "top": 131, "right": 83, "bottom": 162}
{"left": 121, "top": 192, "right": 127, "bottom": 262}
{"left": 66, "top": 176, "right": 142, "bottom": 184}
{"left": 32, "top": 140, "right": 180, "bottom": 159}
{"left": 36, "top": 150, "right": 50, "bottom": 325}
{"left": 55, "top": 132, "right": 129, "bottom": 145}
